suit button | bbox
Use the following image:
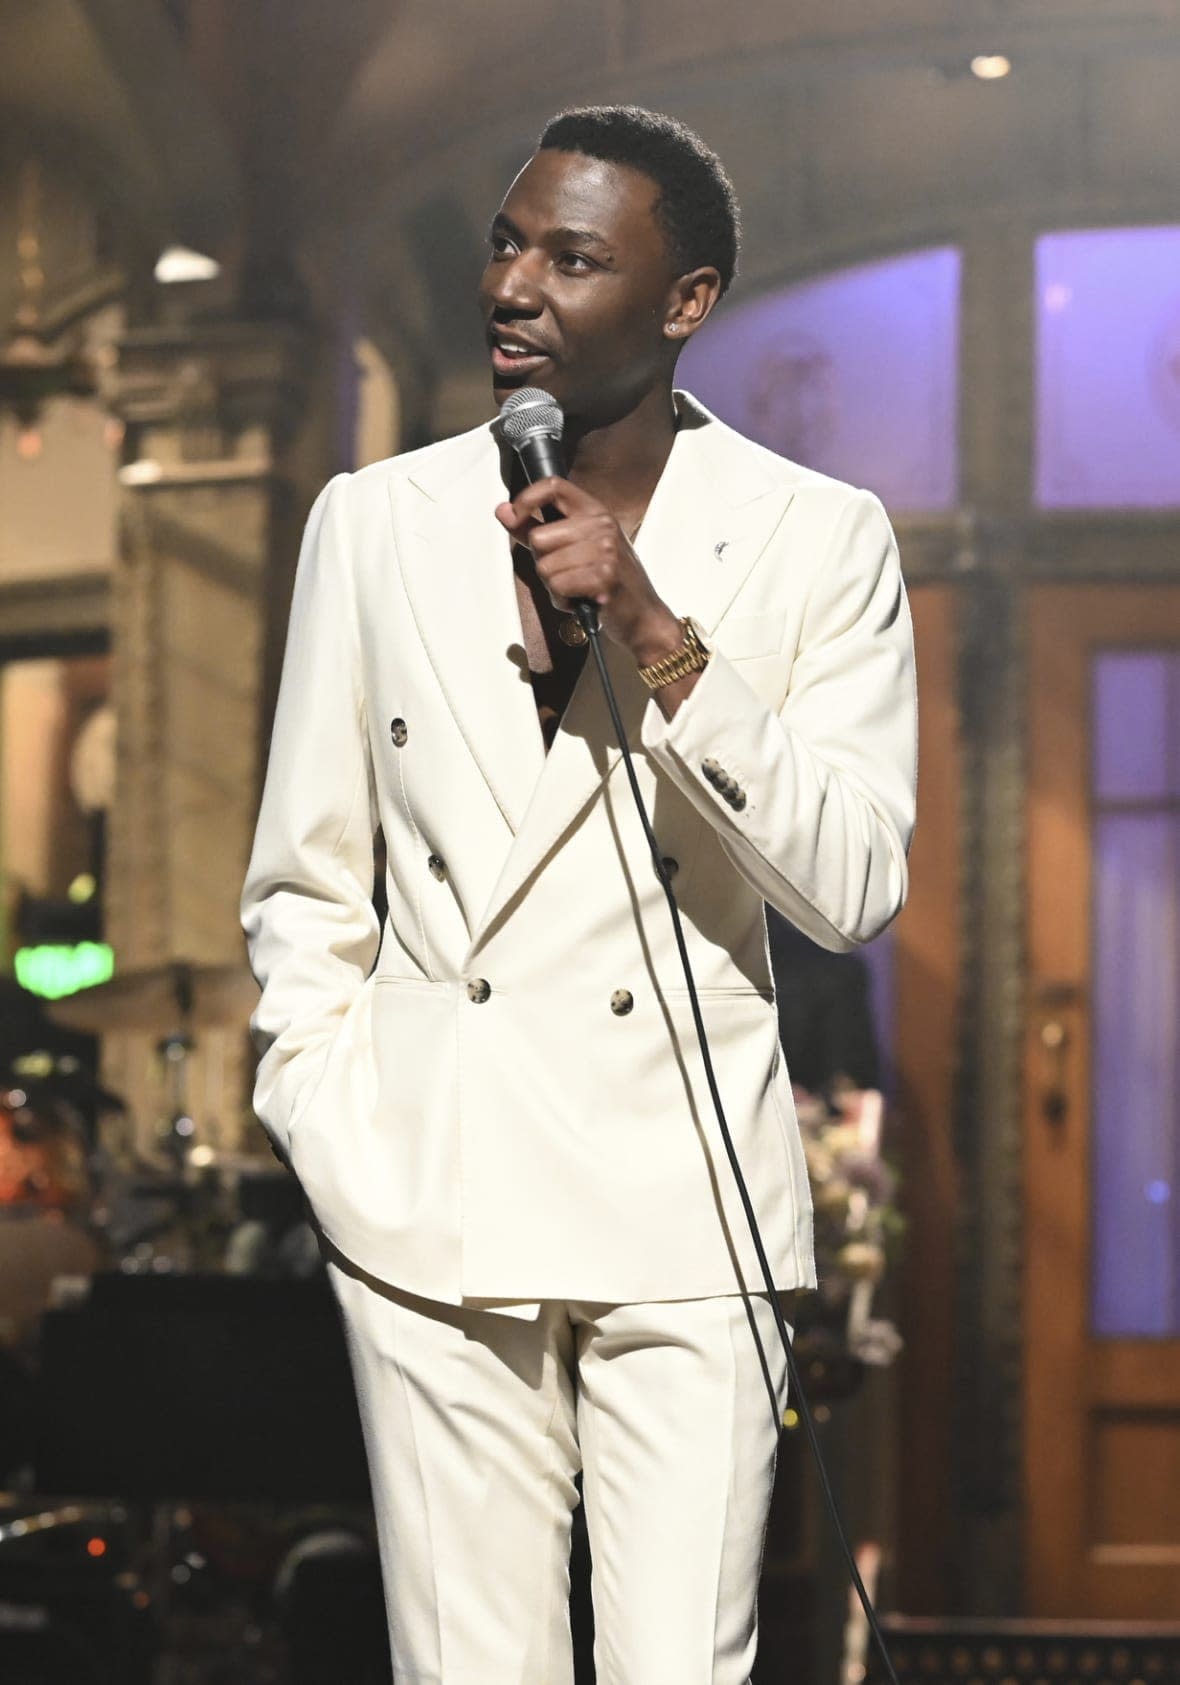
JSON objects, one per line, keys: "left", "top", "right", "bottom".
{"left": 730, "top": 789, "right": 747, "bottom": 811}
{"left": 610, "top": 989, "right": 634, "bottom": 1016}
{"left": 427, "top": 853, "right": 446, "bottom": 881}
{"left": 657, "top": 856, "right": 679, "bottom": 881}
{"left": 701, "top": 757, "right": 721, "bottom": 785}
{"left": 466, "top": 978, "right": 491, "bottom": 1003}
{"left": 390, "top": 718, "right": 408, "bottom": 747}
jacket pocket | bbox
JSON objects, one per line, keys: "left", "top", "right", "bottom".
{"left": 713, "top": 611, "right": 787, "bottom": 662}
{"left": 288, "top": 978, "right": 376, "bottom": 1153}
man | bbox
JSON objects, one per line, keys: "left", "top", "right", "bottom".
{"left": 241, "top": 106, "right": 917, "bottom": 1684}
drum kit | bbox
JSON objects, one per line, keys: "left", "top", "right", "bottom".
{"left": 0, "top": 964, "right": 383, "bottom": 1682}
{"left": 0, "top": 959, "right": 308, "bottom": 1345}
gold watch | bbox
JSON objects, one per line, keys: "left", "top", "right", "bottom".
{"left": 638, "top": 616, "right": 711, "bottom": 691}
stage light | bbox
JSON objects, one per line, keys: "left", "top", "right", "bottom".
{"left": 12, "top": 1052, "right": 53, "bottom": 1078}
{"left": 971, "top": 54, "right": 1011, "bottom": 80}
{"left": 14, "top": 941, "right": 115, "bottom": 999}
{"left": 154, "top": 245, "right": 221, "bottom": 284}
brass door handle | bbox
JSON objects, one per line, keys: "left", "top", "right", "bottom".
{"left": 1039, "top": 1018, "right": 1070, "bottom": 1125}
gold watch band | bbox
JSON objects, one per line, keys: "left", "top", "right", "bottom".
{"left": 638, "top": 616, "right": 711, "bottom": 691}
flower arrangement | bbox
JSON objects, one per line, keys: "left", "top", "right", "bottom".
{"left": 792, "top": 1083, "right": 905, "bottom": 1394}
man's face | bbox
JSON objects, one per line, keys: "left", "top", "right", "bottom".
{"left": 479, "top": 148, "right": 678, "bottom": 424}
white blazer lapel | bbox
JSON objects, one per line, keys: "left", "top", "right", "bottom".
{"left": 467, "top": 394, "right": 797, "bottom": 954}
{"left": 637, "top": 393, "right": 797, "bottom": 632}
{"left": 393, "top": 428, "right": 546, "bottom": 835}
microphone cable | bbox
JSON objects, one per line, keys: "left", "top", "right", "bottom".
{"left": 497, "top": 384, "right": 900, "bottom": 1684}
{"left": 576, "top": 596, "right": 901, "bottom": 1685}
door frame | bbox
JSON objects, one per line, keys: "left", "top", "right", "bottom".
{"left": 1024, "top": 582, "right": 1180, "bottom": 1616}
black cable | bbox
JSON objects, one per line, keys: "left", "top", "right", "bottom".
{"left": 579, "top": 602, "right": 900, "bottom": 1685}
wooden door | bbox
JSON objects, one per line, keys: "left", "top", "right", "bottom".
{"left": 1025, "top": 585, "right": 1180, "bottom": 1617}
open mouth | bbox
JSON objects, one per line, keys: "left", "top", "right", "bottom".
{"left": 489, "top": 332, "right": 552, "bottom": 381}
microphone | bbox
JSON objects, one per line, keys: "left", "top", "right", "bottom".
{"left": 493, "top": 385, "right": 566, "bottom": 498}
{"left": 493, "top": 386, "right": 599, "bottom": 634}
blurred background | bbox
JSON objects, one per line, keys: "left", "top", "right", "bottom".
{"left": 0, "top": 2, "right": 1178, "bottom": 1681}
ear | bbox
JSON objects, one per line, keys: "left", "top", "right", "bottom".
{"left": 662, "top": 266, "right": 723, "bottom": 345}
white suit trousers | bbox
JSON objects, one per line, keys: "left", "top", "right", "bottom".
{"left": 325, "top": 1252, "right": 791, "bottom": 1685}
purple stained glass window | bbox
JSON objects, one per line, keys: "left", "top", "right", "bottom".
{"left": 1093, "top": 651, "right": 1180, "bottom": 803}
{"left": 1090, "top": 648, "right": 1180, "bottom": 1337}
{"left": 1036, "top": 227, "right": 1180, "bottom": 509}
{"left": 678, "top": 248, "right": 960, "bottom": 511}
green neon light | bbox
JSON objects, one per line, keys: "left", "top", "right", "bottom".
{"left": 13, "top": 942, "right": 115, "bottom": 1000}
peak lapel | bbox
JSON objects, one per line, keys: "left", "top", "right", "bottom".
{"left": 393, "top": 428, "right": 545, "bottom": 836}
{"left": 466, "top": 397, "right": 796, "bottom": 956}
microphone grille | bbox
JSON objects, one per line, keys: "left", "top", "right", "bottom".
{"left": 494, "top": 387, "right": 564, "bottom": 447}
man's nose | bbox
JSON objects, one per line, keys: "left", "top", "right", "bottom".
{"left": 485, "top": 253, "right": 543, "bottom": 316}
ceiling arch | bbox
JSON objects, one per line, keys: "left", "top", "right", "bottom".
{"left": 0, "top": 0, "right": 241, "bottom": 251}
{"left": 292, "top": 6, "right": 1180, "bottom": 427}
{"left": 3, "top": 0, "right": 1178, "bottom": 443}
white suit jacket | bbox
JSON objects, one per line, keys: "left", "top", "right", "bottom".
{"left": 240, "top": 393, "right": 917, "bottom": 1309}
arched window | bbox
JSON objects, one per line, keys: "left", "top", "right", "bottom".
{"left": 1036, "top": 226, "right": 1180, "bottom": 509}
{"left": 1090, "top": 647, "right": 1180, "bottom": 1334}
{"left": 678, "top": 247, "right": 961, "bottom": 511}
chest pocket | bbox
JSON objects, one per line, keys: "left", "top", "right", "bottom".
{"left": 713, "top": 611, "right": 786, "bottom": 662}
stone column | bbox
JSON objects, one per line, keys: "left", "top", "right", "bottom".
{"left": 100, "top": 320, "right": 318, "bottom": 1161}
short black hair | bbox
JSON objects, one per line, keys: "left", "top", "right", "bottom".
{"left": 538, "top": 105, "right": 740, "bottom": 295}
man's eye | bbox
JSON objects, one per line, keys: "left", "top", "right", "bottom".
{"left": 489, "top": 234, "right": 516, "bottom": 258}
{"left": 559, "top": 252, "right": 594, "bottom": 273}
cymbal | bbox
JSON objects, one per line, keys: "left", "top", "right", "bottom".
{"left": 47, "top": 961, "right": 260, "bottom": 1035}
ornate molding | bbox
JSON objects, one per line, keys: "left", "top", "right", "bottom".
{"left": 1023, "top": 514, "right": 1180, "bottom": 580}
{"left": 106, "top": 503, "right": 169, "bottom": 967}
{"left": 0, "top": 572, "right": 110, "bottom": 652}
{"left": 118, "top": 457, "right": 277, "bottom": 490}
{"left": 951, "top": 558, "right": 1029, "bottom": 1614}
{"left": 102, "top": 321, "right": 313, "bottom": 455}
{"left": 96, "top": 311, "right": 320, "bottom": 1158}
{"left": 893, "top": 510, "right": 1180, "bottom": 585}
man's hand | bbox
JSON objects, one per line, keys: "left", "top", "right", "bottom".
{"left": 495, "top": 477, "right": 683, "bottom": 668}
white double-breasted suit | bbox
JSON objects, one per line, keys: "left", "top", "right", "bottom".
{"left": 240, "top": 391, "right": 917, "bottom": 1682}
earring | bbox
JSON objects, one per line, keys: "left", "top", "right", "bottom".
{"left": 666, "top": 323, "right": 681, "bottom": 336}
